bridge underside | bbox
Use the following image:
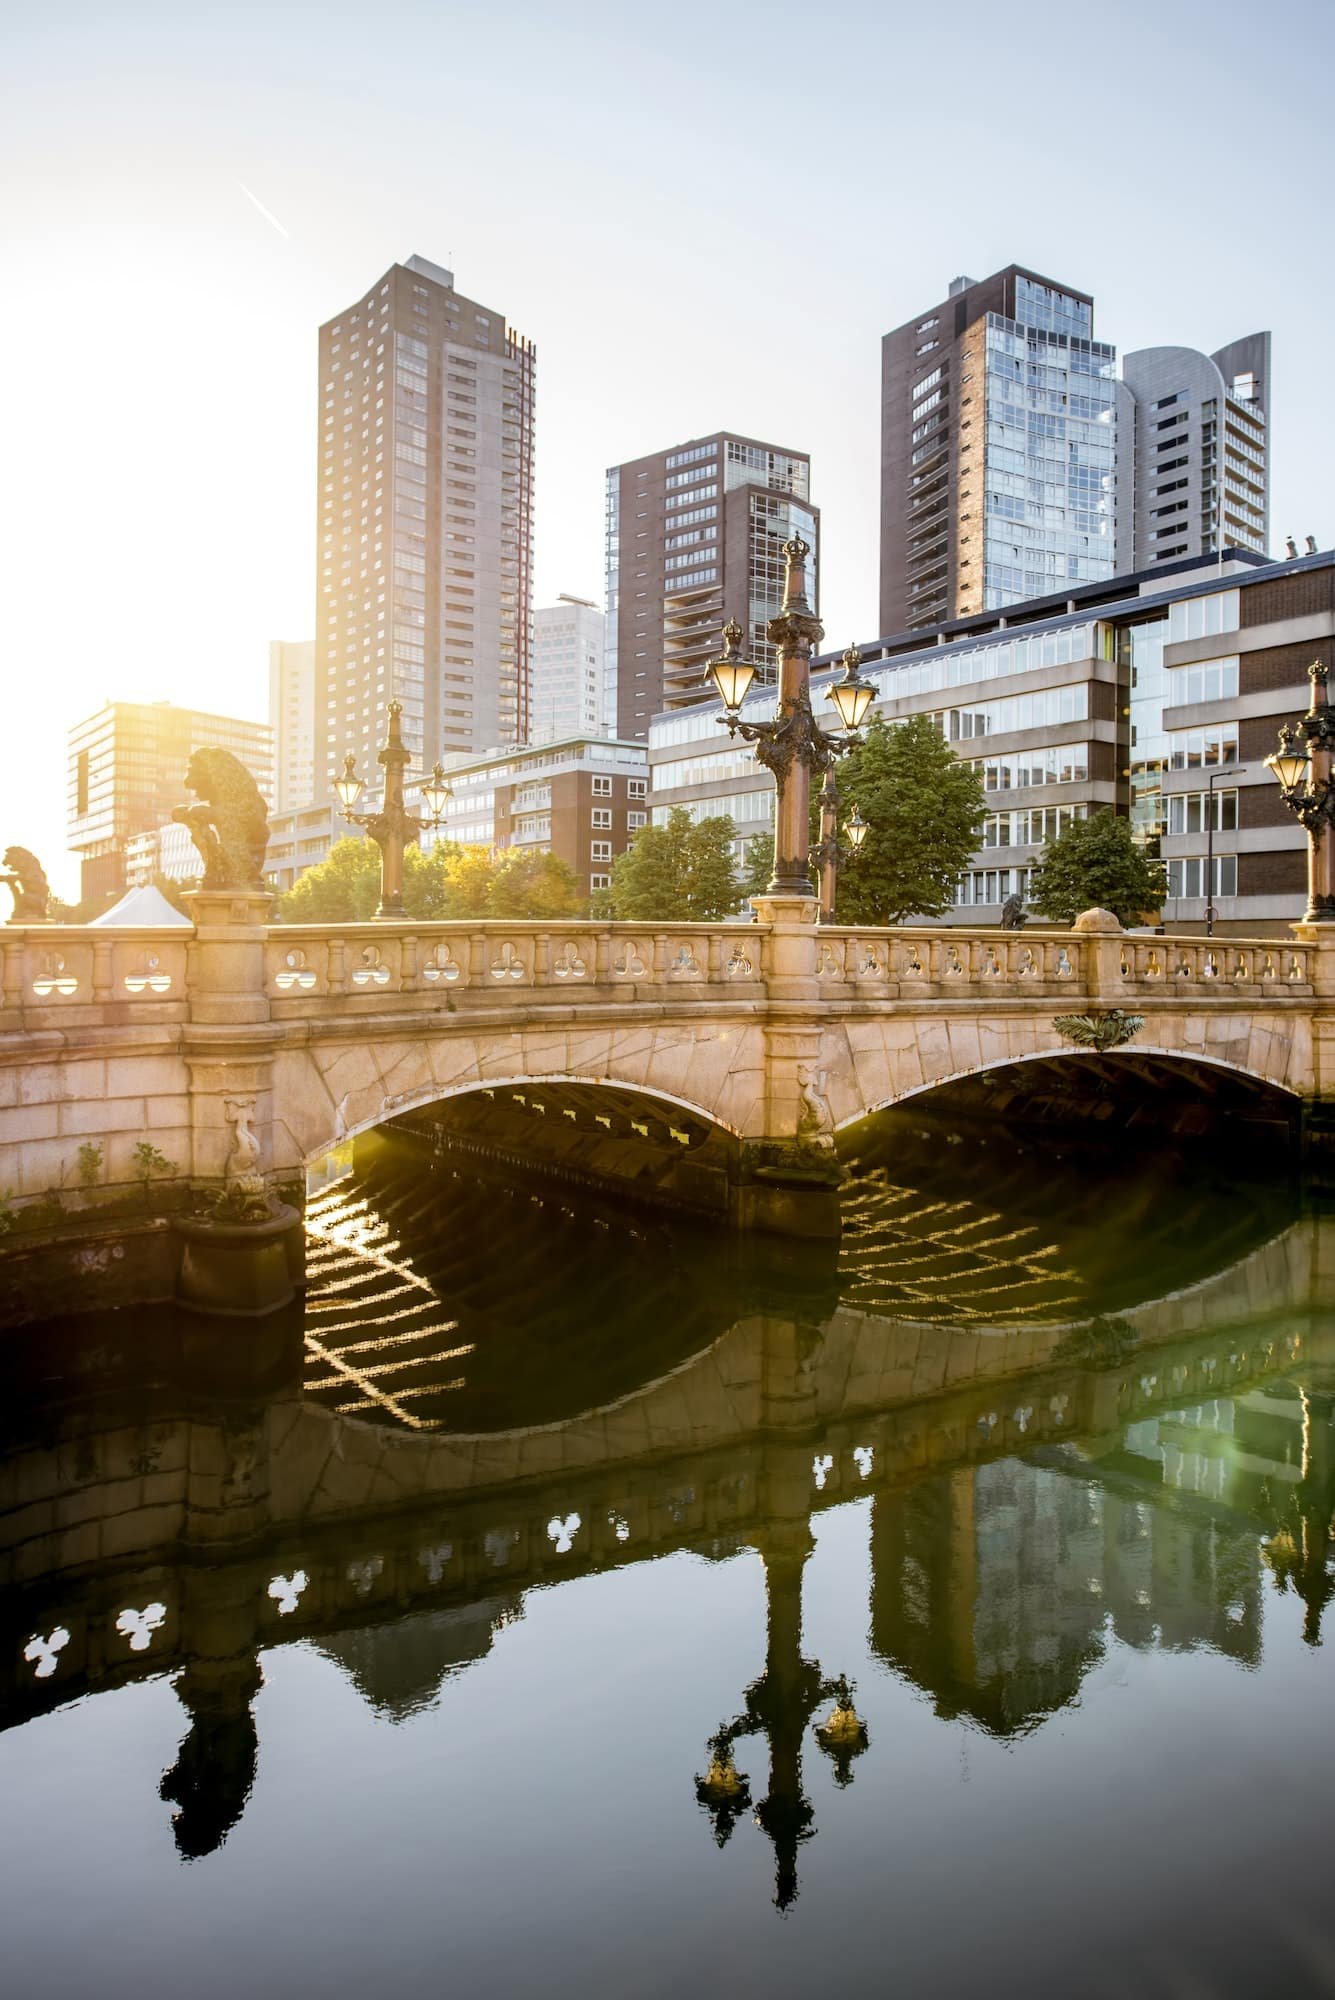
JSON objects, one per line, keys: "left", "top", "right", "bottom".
{"left": 867, "top": 1052, "right": 1300, "bottom": 1151}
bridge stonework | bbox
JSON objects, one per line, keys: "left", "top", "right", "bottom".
{"left": 3, "top": 892, "right": 1335, "bottom": 1316}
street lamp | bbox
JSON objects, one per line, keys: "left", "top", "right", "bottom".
{"left": 808, "top": 769, "right": 871, "bottom": 926}
{"left": 1204, "top": 763, "right": 1245, "bottom": 939}
{"left": 332, "top": 700, "right": 454, "bottom": 919}
{"left": 1266, "top": 661, "right": 1335, "bottom": 926}
{"left": 703, "top": 540, "right": 874, "bottom": 900}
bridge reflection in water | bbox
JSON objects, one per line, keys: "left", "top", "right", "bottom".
{"left": 2, "top": 1132, "right": 1333, "bottom": 1941}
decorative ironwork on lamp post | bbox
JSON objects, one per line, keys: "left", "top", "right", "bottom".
{"left": 703, "top": 541, "right": 875, "bottom": 901}
{"left": 1266, "top": 661, "right": 1335, "bottom": 925}
{"left": 332, "top": 701, "right": 453, "bottom": 920}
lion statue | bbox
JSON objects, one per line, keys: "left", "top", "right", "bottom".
{"left": 2, "top": 846, "right": 51, "bottom": 923}
{"left": 172, "top": 749, "right": 270, "bottom": 892}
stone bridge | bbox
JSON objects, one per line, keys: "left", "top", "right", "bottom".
{"left": 3, "top": 892, "right": 1335, "bottom": 1313}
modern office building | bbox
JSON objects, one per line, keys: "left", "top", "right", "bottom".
{"left": 269, "top": 639, "right": 317, "bottom": 812}
{"left": 648, "top": 543, "right": 1333, "bottom": 933}
{"left": 604, "top": 433, "right": 818, "bottom": 741}
{"left": 67, "top": 701, "right": 274, "bottom": 905}
{"left": 880, "top": 268, "right": 1118, "bottom": 632}
{"left": 1118, "top": 337, "right": 1270, "bottom": 570}
{"left": 880, "top": 265, "right": 1273, "bottom": 634}
{"left": 316, "top": 254, "right": 536, "bottom": 795}
{"left": 265, "top": 803, "right": 352, "bottom": 895}
{"left": 437, "top": 736, "right": 648, "bottom": 900}
{"left": 531, "top": 596, "right": 605, "bottom": 744}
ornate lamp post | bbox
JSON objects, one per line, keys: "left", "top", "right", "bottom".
{"left": 704, "top": 541, "right": 875, "bottom": 903}
{"left": 333, "top": 700, "right": 454, "bottom": 920}
{"left": 808, "top": 769, "right": 869, "bottom": 926}
{"left": 1265, "top": 661, "right": 1335, "bottom": 926}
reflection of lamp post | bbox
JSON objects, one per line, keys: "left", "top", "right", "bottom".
{"left": 333, "top": 701, "right": 453, "bottom": 920}
{"left": 693, "top": 1527, "right": 869, "bottom": 1911}
{"left": 1266, "top": 661, "right": 1335, "bottom": 926}
{"left": 703, "top": 546, "right": 874, "bottom": 900}
{"left": 808, "top": 769, "right": 870, "bottom": 925}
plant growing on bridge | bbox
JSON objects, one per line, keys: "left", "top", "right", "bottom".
{"left": 131, "top": 1141, "right": 176, "bottom": 1188}
{"left": 599, "top": 809, "right": 745, "bottom": 922}
{"left": 834, "top": 715, "right": 986, "bottom": 925}
{"left": 75, "top": 1142, "right": 103, "bottom": 1187}
{"left": 1027, "top": 810, "right": 1168, "bottom": 928}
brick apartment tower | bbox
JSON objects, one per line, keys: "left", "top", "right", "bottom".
{"left": 604, "top": 433, "right": 818, "bottom": 741}
{"left": 315, "top": 255, "right": 535, "bottom": 797}
{"left": 880, "top": 267, "right": 1117, "bottom": 633}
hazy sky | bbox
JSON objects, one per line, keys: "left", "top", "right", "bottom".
{"left": 5, "top": 0, "right": 1333, "bottom": 892}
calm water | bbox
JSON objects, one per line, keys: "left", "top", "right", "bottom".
{"left": 3, "top": 1125, "right": 1334, "bottom": 1998}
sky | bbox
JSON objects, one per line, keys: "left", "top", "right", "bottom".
{"left": 4, "top": 0, "right": 1334, "bottom": 894}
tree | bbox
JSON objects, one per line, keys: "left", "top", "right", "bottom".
{"left": 1027, "top": 810, "right": 1168, "bottom": 928}
{"left": 604, "top": 808, "right": 746, "bottom": 921}
{"left": 485, "top": 849, "right": 584, "bottom": 919}
{"left": 835, "top": 715, "right": 985, "bottom": 925}
{"left": 276, "top": 837, "right": 380, "bottom": 921}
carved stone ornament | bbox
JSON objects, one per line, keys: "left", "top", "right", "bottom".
{"left": 1053, "top": 1010, "right": 1146, "bottom": 1051}
{"left": 172, "top": 748, "right": 270, "bottom": 891}
{"left": 795, "top": 1061, "right": 836, "bottom": 1151}
{"left": 1, "top": 846, "right": 51, "bottom": 922}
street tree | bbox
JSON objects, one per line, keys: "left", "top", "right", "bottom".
{"left": 835, "top": 715, "right": 985, "bottom": 925}
{"left": 604, "top": 808, "right": 745, "bottom": 921}
{"left": 1027, "top": 810, "right": 1168, "bottom": 927}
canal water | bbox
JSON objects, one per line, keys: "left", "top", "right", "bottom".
{"left": 3, "top": 1122, "right": 1334, "bottom": 1998}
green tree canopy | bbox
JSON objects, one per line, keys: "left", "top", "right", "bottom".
{"left": 276, "top": 837, "right": 380, "bottom": 921}
{"left": 835, "top": 715, "right": 986, "bottom": 925}
{"left": 603, "top": 808, "right": 745, "bottom": 921}
{"left": 1027, "top": 810, "right": 1168, "bottom": 927}
{"left": 485, "top": 848, "right": 584, "bottom": 919}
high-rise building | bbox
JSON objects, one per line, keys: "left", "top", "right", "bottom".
{"left": 316, "top": 254, "right": 535, "bottom": 797}
{"left": 1117, "top": 336, "right": 1270, "bottom": 570}
{"left": 531, "top": 596, "right": 605, "bottom": 744}
{"left": 67, "top": 701, "right": 273, "bottom": 904}
{"left": 269, "top": 639, "right": 316, "bottom": 812}
{"left": 604, "top": 433, "right": 818, "bottom": 741}
{"left": 880, "top": 268, "right": 1119, "bottom": 632}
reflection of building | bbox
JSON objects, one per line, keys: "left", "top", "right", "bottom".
{"left": 67, "top": 700, "right": 274, "bottom": 904}
{"left": 435, "top": 735, "right": 647, "bottom": 900}
{"left": 649, "top": 542, "right": 1334, "bottom": 932}
{"left": 532, "top": 597, "right": 605, "bottom": 744}
{"left": 315, "top": 255, "right": 536, "bottom": 784}
{"left": 605, "top": 432, "right": 818, "bottom": 740}
{"left": 269, "top": 639, "right": 317, "bottom": 811}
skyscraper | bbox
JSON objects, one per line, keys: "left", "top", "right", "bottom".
{"left": 879, "top": 267, "right": 1119, "bottom": 631}
{"left": 268, "top": 639, "right": 316, "bottom": 812}
{"left": 531, "top": 596, "right": 605, "bottom": 744}
{"left": 604, "top": 433, "right": 818, "bottom": 741}
{"left": 315, "top": 255, "right": 535, "bottom": 798}
{"left": 67, "top": 701, "right": 273, "bottom": 904}
{"left": 1117, "top": 336, "right": 1270, "bottom": 570}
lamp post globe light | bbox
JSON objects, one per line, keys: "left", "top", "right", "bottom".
{"left": 704, "top": 539, "right": 875, "bottom": 911}
{"left": 1266, "top": 661, "right": 1335, "bottom": 926}
{"left": 332, "top": 700, "right": 454, "bottom": 919}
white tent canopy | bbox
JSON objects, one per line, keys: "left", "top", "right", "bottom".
{"left": 88, "top": 884, "right": 192, "bottom": 928}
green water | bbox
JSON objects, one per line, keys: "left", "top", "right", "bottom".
{"left": 2, "top": 1127, "right": 1332, "bottom": 1997}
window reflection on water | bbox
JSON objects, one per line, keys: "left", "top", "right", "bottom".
{"left": 2, "top": 1127, "right": 1333, "bottom": 1994}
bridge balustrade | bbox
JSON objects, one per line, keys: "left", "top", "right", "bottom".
{"left": 0, "top": 927, "right": 192, "bottom": 1030}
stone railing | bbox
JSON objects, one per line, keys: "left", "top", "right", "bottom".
{"left": 0, "top": 917, "right": 1321, "bottom": 1033}
{"left": 264, "top": 920, "right": 769, "bottom": 1017}
{"left": 0, "top": 927, "right": 192, "bottom": 1031}
{"left": 809, "top": 926, "right": 1317, "bottom": 1000}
